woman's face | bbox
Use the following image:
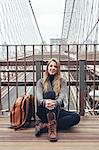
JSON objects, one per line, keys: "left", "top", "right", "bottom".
{"left": 48, "top": 61, "right": 58, "bottom": 75}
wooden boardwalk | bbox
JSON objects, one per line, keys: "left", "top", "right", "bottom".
{"left": 0, "top": 113, "right": 99, "bottom": 150}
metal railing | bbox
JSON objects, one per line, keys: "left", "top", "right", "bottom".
{"left": 0, "top": 44, "right": 99, "bottom": 116}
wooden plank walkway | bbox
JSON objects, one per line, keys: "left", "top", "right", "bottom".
{"left": 0, "top": 114, "right": 99, "bottom": 150}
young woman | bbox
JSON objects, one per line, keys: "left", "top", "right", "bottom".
{"left": 35, "top": 58, "right": 80, "bottom": 142}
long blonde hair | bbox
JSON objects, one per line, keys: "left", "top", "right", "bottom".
{"left": 43, "top": 58, "right": 61, "bottom": 96}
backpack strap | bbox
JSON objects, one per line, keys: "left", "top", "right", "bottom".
{"left": 30, "top": 95, "right": 35, "bottom": 121}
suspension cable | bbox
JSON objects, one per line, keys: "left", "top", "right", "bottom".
{"left": 86, "top": 1, "right": 94, "bottom": 40}
{"left": 66, "top": 0, "right": 75, "bottom": 43}
{"left": 28, "top": 0, "right": 45, "bottom": 45}
{"left": 83, "top": 18, "right": 99, "bottom": 44}
{"left": 61, "top": 0, "right": 68, "bottom": 41}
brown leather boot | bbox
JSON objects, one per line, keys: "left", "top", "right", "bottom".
{"left": 47, "top": 112, "right": 57, "bottom": 142}
{"left": 35, "top": 121, "right": 48, "bottom": 137}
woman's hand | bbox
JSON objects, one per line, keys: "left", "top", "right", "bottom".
{"left": 45, "top": 99, "right": 56, "bottom": 110}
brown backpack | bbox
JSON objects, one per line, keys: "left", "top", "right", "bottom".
{"left": 10, "top": 95, "right": 35, "bottom": 130}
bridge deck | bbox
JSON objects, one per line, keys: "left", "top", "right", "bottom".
{"left": 0, "top": 114, "right": 99, "bottom": 150}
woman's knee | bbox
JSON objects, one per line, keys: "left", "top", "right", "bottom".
{"left": 73, "top": 112, "right": 80, "bottom": 124}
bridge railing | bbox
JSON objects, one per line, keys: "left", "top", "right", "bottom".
{"left": 0, "top": 44, "right": 99, "bottom": 116}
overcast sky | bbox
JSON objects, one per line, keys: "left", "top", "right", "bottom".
{"left": 31, "top": 0, "right": 65, "bottom": 43}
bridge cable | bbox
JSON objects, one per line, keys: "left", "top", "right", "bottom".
{"left": 61, "top": 0, "right": 68, "bottom": 43}
{"left": 66, "top": 0, "right": 75, "bottom": 43}
{"left": 83, "top": 18, "right": 99, "bottom": 44}
{"left": 28, "top": 0, "right": 45, "bottom": 45}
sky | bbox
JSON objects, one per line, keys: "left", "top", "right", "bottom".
{"left": 31, "top": 0, "right": 65, "bottom": 43}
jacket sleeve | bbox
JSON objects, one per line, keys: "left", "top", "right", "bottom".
{"left": 36, "top": 79, "right": 44, "bottom": 106}
{"left": 56, "top": 78, "right": 68, "bottom": 107}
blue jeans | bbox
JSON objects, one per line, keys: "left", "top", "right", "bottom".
{"left": 37, "top": 105, "right": 80, "bottom": 130}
